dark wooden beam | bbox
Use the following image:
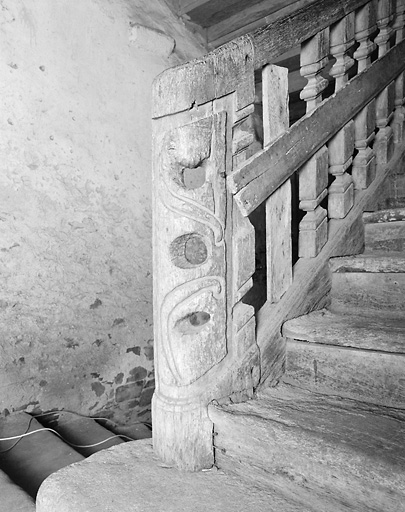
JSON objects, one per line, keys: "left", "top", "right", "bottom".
{"left": 207, "top": 0, "right": 310, "bottom": 47}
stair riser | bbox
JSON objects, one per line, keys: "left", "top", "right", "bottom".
{"left": 365, "top": 220, "right": 405, "bottom": 252}
{"left": 286, "top": 340, "right": 405, "bottom": 408}
{"left": 210, "top": 401, "right": 405, "bottom": 512}
{"left": 331, "top": 273, "right": 405, "bottom": 316}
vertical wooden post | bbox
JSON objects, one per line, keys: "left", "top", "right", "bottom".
{"left": 352, "top": 100, "right": 376, "bottom": 189}
{"left": 374, "top": 0, "right": 395, "bottom": 165}
{"left": 298, "top": 148, "right": 329, "bottom": 258}
{"left": 375, "top": 0, "right": 394, "bottom": 57}
{"left": 393, "top": 0, "right": 405, "bottom": 143}
{"left": 329, "top": 12, "right": 355, "bottom": 89}
{"left": 354, "top": 1, "right": 377, "bottom": 73}
{"left": 328, "top": 16, "right": 355, "bottom": 219}
{"left": 298, "top": 30, "right": 330, "bottom": 254}
{"left": 262, "top": 65, "right": 291, "bottom": 302}
{"left": 152, "top": 38, "right": 260, "bottom": 471}
{"left": 353, "top": 3, "right": 377, "bottom": 190}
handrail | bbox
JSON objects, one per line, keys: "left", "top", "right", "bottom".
{"left": 230, "top": 39, "right": 405, "bottom": 216}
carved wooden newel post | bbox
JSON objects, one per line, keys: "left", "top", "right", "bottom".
{"left": 152, "top": 39, "right": 260, "bottom": 470}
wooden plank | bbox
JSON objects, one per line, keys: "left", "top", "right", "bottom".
{"left": 251, "top": 0, "right": 370, "bottom": 69}
{"left": 153, "top": 36, "right": 254, "bottom": 119}
{"left": 207, "top": 0, "right": 310, "bottom": 45}
{"left": 184, "top": 0, "right": 271, "bottom": 27}
{"left": 209, "top": 3, "right": 308, "bottom": 50}
{"left": 262, "top": 65, "right": 291, "bottom": 302}
{"left": 177, "top": 0, "right": 212, "bottom": 16}
{"left": 257, "top": 138, "right": 405, "bottom": 384}
{"left": 230, "top": 39, "right": 405, "bottom": 217}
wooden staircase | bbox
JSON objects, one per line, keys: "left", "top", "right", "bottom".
{"left": 209, "top": 207, "right": 405, "bottom": 512}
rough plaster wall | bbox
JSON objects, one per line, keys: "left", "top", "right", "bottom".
{"left": 0, "top": 0, "right": 205, "bottom": 424}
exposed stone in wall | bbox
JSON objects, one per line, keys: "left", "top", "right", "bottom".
{"left": 0, "top": 0, "right": 205, "bottom": 424}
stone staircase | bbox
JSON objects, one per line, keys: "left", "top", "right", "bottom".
{"left": 209, "top": 207, "right": 405, "bottom": 512}
{"left": 9, "top": 207, "right": 405, "bottom": 511}
{"left": 0, "top": 410, "right": 151, "bottom": 510}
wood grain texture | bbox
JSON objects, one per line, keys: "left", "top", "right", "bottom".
{"left": 331, "top": 272, "right": 405, "bottom": 317}
{"left": 262, "top": 65, "right": 292, "bottom": 302}
{"left": 209, "top": 0, "right": 315, "bottom": 49}
{"left": 363, "top": 207, "right": 405, "bottom": 223}
{"left": 252, "top": 0, "right": 371, "bottom": 69}
{"left": 285, "top": 340, "right": 405, "bottom": 408}
{"left": 365, "top": 220, "right": 405, "bottom": 252}
{"left": 329, "top": 252, "right": 405, "bottom": 273}
{"left": 230, "top": 39, "right": 405, "bottom": 216}
{"left": 209, "top": 384, "right": 405, "bottom": 510}
{"left": 283, "top": 308, "right": 405, "bottom": 352}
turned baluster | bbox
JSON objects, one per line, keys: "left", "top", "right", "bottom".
{"left": 352, "top": 3, "right": 377, "bottom": 190}
{"left": 297, "top": 30, "right": 330, "bottom": 256}
{"left": 300, "top": 29, "right": 329, "bottom": 113}
{"left": 375, "top": 0, "right": 394, "bottom": 57}
{"left": 353, "top": 0, "right": 377, "bottom": 73}
{"left": 328, "top": 16, "right": 355, "bottom": 219}
{"left": 352, "top": 100, "right": 376, "bottom": 189}
{"left": 298, "top": 148, "right": 328, "bottom": 258}
{"left": 375, "top": 0, "right": 395, "bottom": 165}
{"left": 329, "top": 12, "right": 355, "bottom": 90}
{"left": 393, "top": 0, "right": 405, "bottom": 142}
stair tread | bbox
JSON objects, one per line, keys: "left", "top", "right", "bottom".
{"left": 330, "top": 252, "right": 405, "bottom": 272}
{"left": 36, "top": 439, "right": 303, "bottom": 512}
{"left": 282, "top": 309, "right": 405, "bottom": 353}
{"left": 363, "top": 207, "right": 405, "bottom": 223}
{"left": 0, "top": 412, "right": 84, "bottom": 498}
{"left": 364, "top": 220, "right": 405, "bottom": 252}
{"left": 0, "top": 469, "right": 35, "bottom": 511}
{"left": 35, "top": 411, "right": 125, "bottom": 457}
{"left": 209, "top": 384, "right": 405, "bottom": 510}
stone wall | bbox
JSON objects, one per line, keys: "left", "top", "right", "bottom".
{"left": 0, "top": 0, "right": 205, "bottom": 424}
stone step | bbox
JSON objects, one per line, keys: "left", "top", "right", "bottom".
{"left": 209, "top": 384, "right": 405, "bottom": 512}
{"left": 34, "top": 411, "right": 125, "bottom": 457}
{"left": 363, "top": 207, "right": 405, "bottom": 224}
{"left": 0, "top": 468, "right": 35, "bottom": 511}
{"left": 364, "top": 219, "right": 405, "bottom": 252}
{"left": 0, "top": 412, "right": 84, "bottom": 498}
{"left": 329, "top": 252, "right": 405, "bottom": 273}
{"left": 329, "top": 253, "right": 405, "bottom": 317}
{"left": 282, "top": 309, "right": 405, "bottom": 408}
{"left": 36, "top": 439, "right": 304, "bottom": 512}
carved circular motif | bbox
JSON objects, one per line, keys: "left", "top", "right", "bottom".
{"left": 170, "top": 233, "right": 208, "bottom": 268}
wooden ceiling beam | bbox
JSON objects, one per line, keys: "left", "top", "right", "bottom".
{"left": 207, "top": 0, "right": 314, "bottom": 47}
{"left": 177, "top": 0, "right": 213, "bottom": 16}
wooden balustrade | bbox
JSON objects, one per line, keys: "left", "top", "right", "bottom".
{"left": 393, "top": 0, "right": 405, "bottom": 143}
{"left": 152, "top": 0, "right": 405, "bottom": 470}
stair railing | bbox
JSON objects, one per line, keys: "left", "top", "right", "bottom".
{"left": 152, "top": 0, "right": 405, "bottom": 470}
